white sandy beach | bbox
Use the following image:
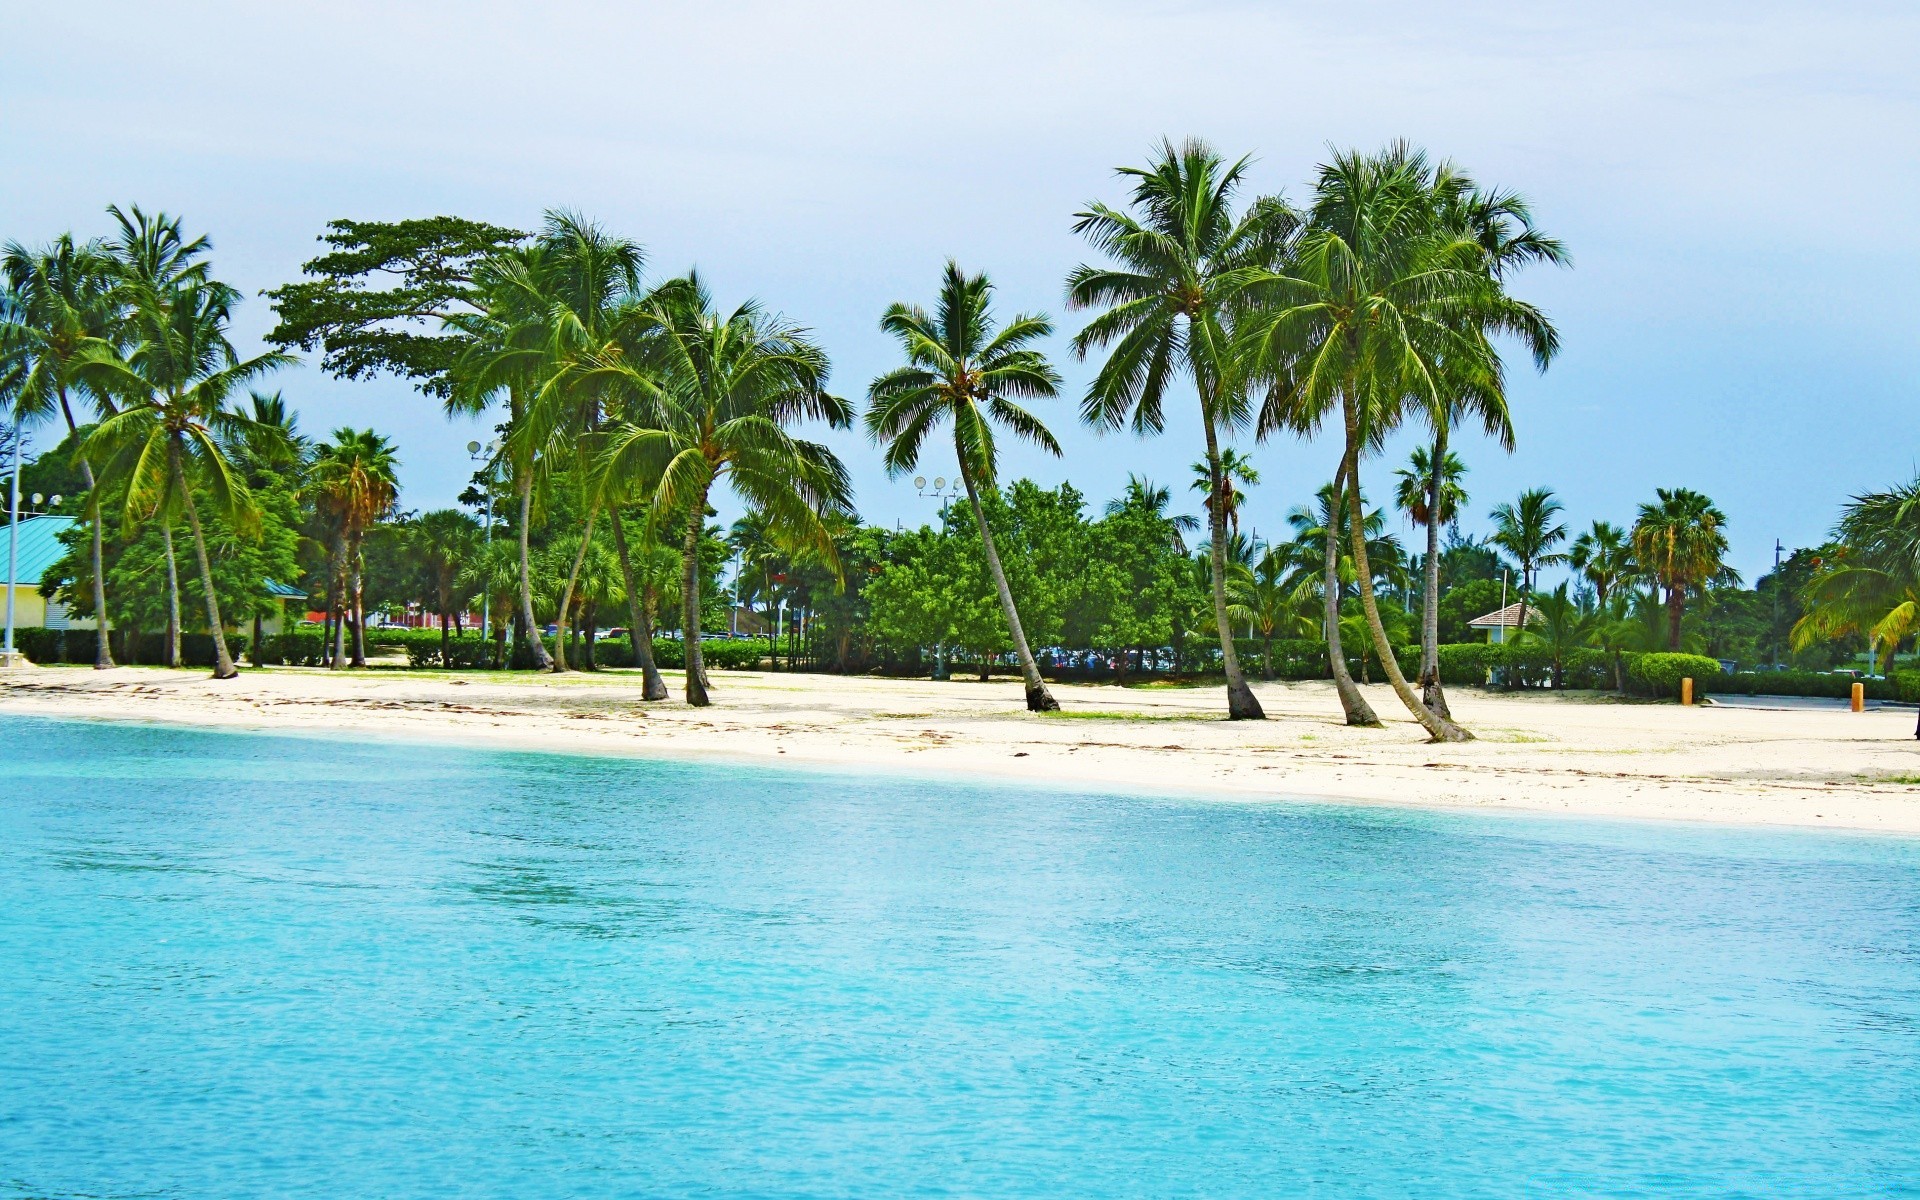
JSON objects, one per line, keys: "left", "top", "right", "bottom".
{"left": 3, "top": 664, "right": 1915, "bottom": 834}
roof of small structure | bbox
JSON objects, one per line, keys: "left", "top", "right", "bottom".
{"left": 261, "top": 578, "right": 307, "bottom": 599}
{"left": 1, "top": 516, "right": 78, "bottom": 587}
{"left": 1467, "top": 601, "right": 1539, "bottom": 629}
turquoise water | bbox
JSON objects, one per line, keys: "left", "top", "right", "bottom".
{"left": 2, "top": 717, "right": 1918, "bottom": 1198}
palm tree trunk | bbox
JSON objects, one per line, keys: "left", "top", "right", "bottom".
{"left": 1325, "top": 463, "right": 1379, "bottom": 727}
{"left": 1340, "top": 408, "right": 1469, "bottom": 742}
{"left": 81, "top": 466, "right": 115, "bottom": 669}
{"left": 172, "top": 448, "right": 237, "bottom": 680}
{"left": 1516, "top": 566, "right": 1532, "bottom": 650}
{"left": 1420, "top": 426, "right": 1450, "bottom": 719}
{"left": 551, "top": 502, "right": 600, "bottom": 673}
{"left": 515, "top": 470, "right": 553, "bottom": 671}
{"left": 251, "top": 609, "right": 264, "bottom": 668}
{"left": 957, "top": 456, "right": 1057, "bottom": 712}
{"left": 329, "top": 544, "right": 347, "bottom": 670}
{"left": 56, "top": 390, "right": 114, "bottom": 669}
{"left": 1201, "top": 420, "right": 1263, "bottom": 720}
{"left": 1262, "top": 630, "right": 1274, "bottom": 681}
{"left": 608, "top": 508, "right": 669, "bottom": 700}
{"left": 440, "top": 609, "right": 451, "bottom": 668}
{"left": 349, "top": 545, "right": 368, "bottom": 668}
{"left": 682, "top": 503, "right": 710, "bottom": 706}
{"left": 1666, "top": 587, "right": 1684, "bottom": 651}
{"left": 161, "top": 523, "right": 182, "bottom": 668}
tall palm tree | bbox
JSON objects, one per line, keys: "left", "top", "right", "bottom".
{"left": 1568, "top": 520, "right": 1635, "bottom": 610}
{"left": 416, "top": 507, "right": 481, "bottom": 666}
{"left": 77, "top": 278, "right": 292, "bottom": 678}
{"left": 1240, "top": 145, "right": 1556, "bottom": 741}
{"left": 311, "top": 429, "right": 400, "bottom": 668}
{"left": 1631, "top": 487, "right": 1735, "bottom": 650}
{"left": 1489, "top": 487, "right": 1568, "bottom": 635}
{"left": 1066, "top": 138, "right": 1297, "bottom": 720}
{"left": 866, "top": 262, "right": 1063, "bottom": 712}
{"left": 510, "top": 212, "right": 647, "bottom": 673}
{"left": 1284, "top": 482, "right": 1405, "bottom": 725}
{"left": 1393, "top": 444, "right": 1468, "bottom": 714}
{"left": 595, "top": 277, "right": 853, "bottom": 706}
{"left": 1, "top": 234, "right": 123, "bottom": 667}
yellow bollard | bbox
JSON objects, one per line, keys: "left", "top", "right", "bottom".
{"left": 1681, "top": 677, "right": 1693, "bottom": 706}
{"left": 1852, "top": 681, "right": 1865, "bottom": 713}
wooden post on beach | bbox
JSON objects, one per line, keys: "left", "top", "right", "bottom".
{"left": 1681, "top": 677, "right": 1693, "bottom": 706}
{"left": 1852, "top": 682, "right": 1865, "bottom": 713}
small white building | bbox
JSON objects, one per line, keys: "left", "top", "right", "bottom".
{"left": 1467, "top": 602, "right": 1538, "bottom": 645}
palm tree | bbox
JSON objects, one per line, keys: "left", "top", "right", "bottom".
{"left": 458, "top": 537, "right": 520, "bottom": 668}
{"left": 416, "top": 508, "right": 481, "bottom": 666}
{"left": 1632, "top": 487, "right": 1735, "bottom": 650}
{"left": 1519, "top": 582, "right": 1590, "bottom": 689}
{"left": 311, "top": 429, "right": 400, "bottom": 668}
{"left": 1066, "top": 138, "right": 1297, "bottom": 720}
{"left": 1240, "top": 145, "right": 1556, "bottom": 742}
{"left": 1, "top": 234, "right": 123, "bottom": 667}
{"left": 1189, "top": 448, "right": 1259, "bottom": 538}
{"left": 866, "top": 262, "right": 1063, "bottom": 712}
{"left": 77, "top": 278, "right": 292, "bottom": 678}
{"left": 1568, "top": 520, "right": 1635, "bottom": 610}
{"left": 595, "top": 277, "right": 853, "bottom": 706}
{"left": 1227, "top": 543, "right": 1316, "bottom": 679}
{"left": 1104, "top": 474, "right": 1199, "bottom": 552}
{"left": 1393, "top": 445, "right": 1468, "bottom": 714}
{"left": 1284, "top": 482, "right": 1400, "bottom": 725}
{"left": 1489, "top": 487, "right": 1568, "bottom": 634}
{"left": 1795, "top": 479, "right": 1920, "bottom": 728}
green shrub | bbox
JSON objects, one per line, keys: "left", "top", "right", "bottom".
{"left": 1699, "top": 669, "right": 1907, "bottom": 703}
{"left": 16, "top": 628, "right": 247, "bottom": 667}
{"left": 1629, "top": 652, "right": 1724, "bottom": 699}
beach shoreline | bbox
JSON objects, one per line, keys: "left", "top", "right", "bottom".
{"left": 6, "top": 664, "right": 1915, "bottom": 834}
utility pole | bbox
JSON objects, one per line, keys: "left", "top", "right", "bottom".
{"left": 1770, "top": 539, "right": 1783, "bottom": 670}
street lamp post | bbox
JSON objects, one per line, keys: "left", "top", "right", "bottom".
{"left": 3, "top": 418, "right": 21, "bottom": 667}
{"left": 1770, "top": 539, "right": 1783, "bottom": 670}
{"left": 468, "top": 440, "right": 498, "bottom": 643}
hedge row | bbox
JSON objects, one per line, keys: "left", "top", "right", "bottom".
{"left": 15, "top": 628, "right": 250, "bottom": 668}
{"left": 1702, "top": 668, "right": 1920, "bottom": 704}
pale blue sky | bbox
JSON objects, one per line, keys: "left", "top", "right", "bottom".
{"left": 3, "top": 1, "right": 1914, "bottom": 581}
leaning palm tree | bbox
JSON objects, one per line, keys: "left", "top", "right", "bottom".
{"left": 77, "top": 278, "right": 292, "bottom": 679}
{"left": 594, "top": 276, "right": 853, "bottom": 706}
{"left": 1067, "top": 138, "right": 1297, "bottom": 720}
{"left": 310, "top": 429, "right": 400, "bottom": 668}
{"left": 1489, "top": 487, "right": 1568, "bottom": 634}
{"left": 1, "top": 234, "right": 123, "bottom": 667}
{"left": 1393, "top": 444, "right": 1468, "bottom": 714}
{"left": 1286, "top": 483, "right": 1373, "bottom": 724}
{"left": 866, "top": 262, "right": 1064, "bottom": 712}
{"left": 1241, "top": 145, "right": 1559, "bottom": 741}
{"left": 1568, "top": 520, "right": 1635, "bottom": 610}
{"left": 1631, "top": 487, "right": 1736, "bottom": 650}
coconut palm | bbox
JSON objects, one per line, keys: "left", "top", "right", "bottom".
{"left": 1393, "top": 445, "right": 1468, "bottom": 714}
{"left": 1227, "top": 543, "right": 1316, "bottom": 679}
{"left": 594, "top": 276, "right": 853, "bottom": 706}
{"left": 76, "top": 278, "right": 293, "bottom": 678}
{"left": 1568, "top": 520, "right": 1635, "bottom": 610}
{"left": 311, "top": 429, "right": 400, "bottom": 668}
{"left": 1794, "top": 479, "right": 1920, "bottom": 733}
{"left": 1631, "top": 487, "right": 1736, "bottom": 650}
{"left": 1104, "top": 474, "right": 1199, "bottom": 552}
{"left": 1283, "top": 483, "right": 1411, "bottom": 725}
{"left": 1066, "top": 137, "right": 1298, "bottom": 721}
{"left": 416, "top": 508, "right": 481, "bottom": 666}
{"left": 1189, "top": 448, "right": 1259, "bottom": 538}
{"left": 1518, "top": 582, "right": 1591, "bottom": 689}
{"left": 1240, "top": 146, "right": 1556, "bottom": 741}
{"left": 1489, "top": 487, "right": 1568, "bottom": 634}
{"left": 866, "top": 262, "right": 1063, "bottom": 712}
{"left": 1, "top": 234, "right": 123, "bottom": 667}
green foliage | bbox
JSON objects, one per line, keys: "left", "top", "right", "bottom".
{"left": 17, "top": 627, "right": 246, "bottom": 667}
{"left": 1628, "top": 652, "right": 1725, "bottom": 698}
{"left": 1699, "top": 669, "right": 1913, "bottom": 703}
{"left": 1437, "top": 578, "right": 1507, "bottom": 644}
